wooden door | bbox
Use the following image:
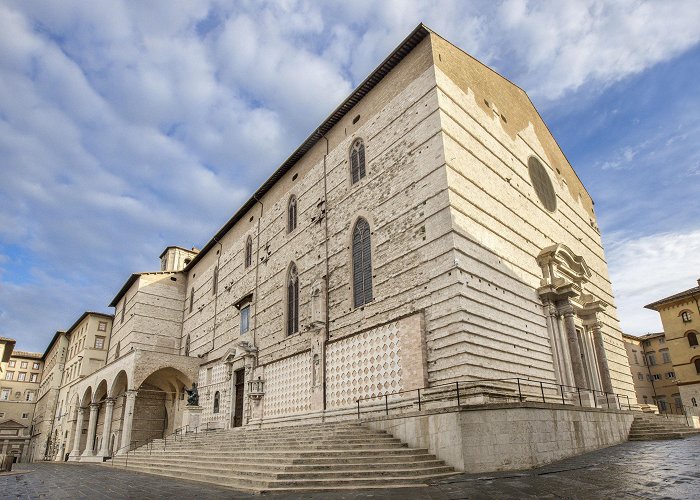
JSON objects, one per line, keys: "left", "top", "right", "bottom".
{"left": 233, "top": 369, "right": 245, "bottom": 427}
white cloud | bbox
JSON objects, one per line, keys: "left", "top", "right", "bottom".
{"left": 607, "top": 229, "right": 700, "bottom": 335}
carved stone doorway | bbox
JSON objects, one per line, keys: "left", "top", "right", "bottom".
{"left": 233, "top": 368, "right": 245, "bottom": 428}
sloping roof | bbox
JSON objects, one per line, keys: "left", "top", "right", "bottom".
{"left": 183, "top": 23, "right": 432, "bottom": 272}
{"left": 158, "top": 246, "right": 199, "bottom": 259}
{"left": 10, "top": 350, "right": 42, "bottom": 359}
{"left": 109, "top": 271, "right": 181, "bottom": 307}
{"left": 42, "top": 331, "right": 66, "bottom": 360}
{"left": 645, "top": 285, "right": 700, "bottom": 310}
{"left": 64, "top": 311, "right": 114, "bottom": 336}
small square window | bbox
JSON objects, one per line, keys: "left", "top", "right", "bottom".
{"left": 0, "top": 389, "right": 9, "bottom": 400}
{"left": 32, "top": 362, "right": 40, "bottom": 370}
{"left": 240, "top": 305, "right": 250, "bottom": 334}
{"left": 4, "top": 371, "right": 13, "bottom": 381}
{"left": 8, "top": 360, "right": 15, "bottom": 368}
{"left": 681, "top": 311, "right": 692, "bottom": 323}
{"left": 0, "top": 412, "right": 4, "bottom": 418}
{"left": 30, "top": 373, "right": 38, "bottom": 382}
{"left": 25, "top": 392, "right": 34, "bottom": 402}
{"left": 637, "top": 373, "right": 644, "bottom": 380}
{"left": 21, "top": 413, "right": 29, "bottom": 419}
{"left": 17, "top": 372, "right": 26, "bottom": 382}
{"left": 20, "top": 361, "right": 27, "bottom": 369}
{"left": 98, "top": 321, "right": 107, "bottom": 332}
{"left": 653, "top": 374, "right": 661, "bottom": 381}
{"left": 94, "top": 336, "right": 105, "bottom": 350}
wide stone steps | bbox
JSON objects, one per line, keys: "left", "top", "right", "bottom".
{"left": 628, "top": 415, "right": 700, "bottom": 441}
{"left": 105, "top": 422, "right": 455, "bottom": 491}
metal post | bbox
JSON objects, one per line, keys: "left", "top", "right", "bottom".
{"left": 385, "top": 394, "right": 389, "bottom": 415}
{"left": 456, "top": 381, "right": 461, "bottom": 407}
{"left": 626, "top": 395, "right": 631, "bottom": 411}
{"left": 417, "top": 388, "right": 421, "bottom": 411}
{"left": 606, "top": 392, "right": 610, "bottom": 409}
{"left": 577, "top": 387, "right": 582, "bottom": 407}
{"left": 560, "top": 384, "right": 565, "bottom": 405}
{"left": 517, "top": 378, "right": 522, "bottom": 402}
{"left": 616, "top": 394, "right": 621, "bottom": 410}
{"left": 540, "top": 381, "right": 545, "bottom": 403}
{"left": 592, "top": 390, "right": 597, "bottom": 408}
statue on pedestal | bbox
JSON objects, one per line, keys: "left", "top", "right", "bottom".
{"left": 184, "top": 382, "right": 199, "bottom": 406}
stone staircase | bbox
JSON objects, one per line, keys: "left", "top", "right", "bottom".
{"left": 628, "top": 413, "right": 700, "bottom": 441}
{"left": 105, "top": 422, "right": 455, "bottom": 492}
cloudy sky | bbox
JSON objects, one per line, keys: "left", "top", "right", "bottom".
{"left": 1, "top": 0, "right": 699, "bottom": 352}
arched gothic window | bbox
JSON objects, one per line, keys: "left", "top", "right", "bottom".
{"left": 213, "top": 391, "right": 220, "bottom": 414}
{"left": 184, "top": 335, "right": 190, "bottom": 356}
{"left": 245, "top": 236, "right": 253, "bottom": 268}
{"left": 688, "top": 331, "right": 699, "bottom": 347}
{"left": 288, "top": 195, "right": 297, "bottom": 233}
{"left": 695, "top": 358, "right": 700, "bottom": 375}
{"left": 287, "top": 263, "right": 299, "bottom": 335}
{"left": 352, "top": 218, "right": 373, "bottom": 307}
{"left": 350, "top": 138, "right": 366, "bottom": 184}
{"left": 681, "top": 310, "right": 692, "bottom": 323}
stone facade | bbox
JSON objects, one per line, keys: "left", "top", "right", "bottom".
{"left": 0, "top": 343, "right": 43, "bottom": 463}
{"left": 645, "top": 279, "right": 700, "bottom": 415}
{"left": 26, "top": 24, "right": 636, "bottom": 463}
{"left": 622, "top": 332, "right": 683, "bottom": 412}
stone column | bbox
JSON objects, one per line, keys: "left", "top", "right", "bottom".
{"left": 69, "top": 408, "right": 85, "bottom": 459}
{"left": 98, "top": 398, "right": 115, "bottom": 457}
{"left": 591, "top": 322, "right": 614, "bottom": 393}
{"left": 117, "top": 390, "right": 137, "bottom": 455}
{"left": 560, "top": 304, "right": 587, "bottom": 389}
{"left": 81, "top": 403, "right": 99, "bottom": 457}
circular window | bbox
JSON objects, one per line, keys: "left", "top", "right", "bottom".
{"left": 528, "top": 157, "right": 557, "bottom": 212}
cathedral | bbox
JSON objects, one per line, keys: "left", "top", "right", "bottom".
{"left": 40, "top": 24, "right": 635, "bottom": 464}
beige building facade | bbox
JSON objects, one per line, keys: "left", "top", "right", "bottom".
{"left": 0, "top": 341, "right": 43, "bottom": 463}
{"left": 26, "top": 25, "right": 635, "bottom": 464}
{"left": 646, "top": 280, "right": 700, "bottom": 415}
{"left": 622, "top": 332, "right": 682, "bottom": 412}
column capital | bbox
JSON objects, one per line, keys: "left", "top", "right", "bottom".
{"left": 125, "top": 390, "right": 137, "bottom": 400}
{"left": 104, "top": 397, "right": 116, "bottom": 407}
{"left": 89, "top": 402, "right": 99, "bottom": 411}
{"left": 558, "top": 303, "right": 575, "bottom": 317}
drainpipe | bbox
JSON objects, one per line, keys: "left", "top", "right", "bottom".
{"left": 211, "top": 237, "right": 223, "bottom": 353}
{"left": 321, "top": 131, "right": 330, "bottom": 411}
{"left": 252, "top": 195, "right": 264, "bottom": 352}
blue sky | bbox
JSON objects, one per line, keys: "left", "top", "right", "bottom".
{"left": 1, "top": 0, "right": 699, "bottom": 352}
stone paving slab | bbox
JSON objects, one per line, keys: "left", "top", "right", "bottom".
{"left": 2, "top": 435, "right": 699, "bottom": 499}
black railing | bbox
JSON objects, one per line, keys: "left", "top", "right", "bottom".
{"left": 654, "top": 403, "right": 700, "bottom": 427}
{"left": 355, "top": 377, "right": 632, "bottom": 418}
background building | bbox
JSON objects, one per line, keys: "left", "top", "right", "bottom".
{"left": 645, "top": 280, "right": 700, "bottom": 415}
{"left": 0, "top": 341, "right": 43, "bottom": 463}
{"left": 623, "top": 332, "right": 681, "bottom": 412}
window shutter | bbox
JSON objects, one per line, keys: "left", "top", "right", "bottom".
{"left": 358, "top": 141, "right": 366, "bottom": 179}
{"left": 351, "top": 149, "right": 359, "bottom": 184}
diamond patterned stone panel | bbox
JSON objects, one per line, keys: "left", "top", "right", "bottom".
{"left": 263, "top": 351, "right": 312, "bottom": 417}
{"left": 326, "top": 321, "right": 403, "bottom": 409}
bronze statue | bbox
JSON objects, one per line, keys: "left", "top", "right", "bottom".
{"left": 184, "top": 382, "right": 199, "bottom": 406}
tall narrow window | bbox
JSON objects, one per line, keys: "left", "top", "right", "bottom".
{"left": 287, "top": 263, "right": 299, "bottom": 335}
{"left": 213, "top": 391, "right": 220, "bottom": 414}
{"left": 212, "top": 266, "right": 219, "bottom": 295}
{"left": 688, "top": 331, "right": 698, "bottom": 347}
{"left": 695, "top": 358, "right": 700, "bottom": 374}
{"left": 245, "top": 236, "right": 253, "bottom": 268}
{"left": 114, "top": 341, "right": 120, "bottom": 359}
{"left": 121, "top": 296, "right": 126, "bottom": 323}
{"left": 350, "top": 138, "right": 366, "bottom": 184}
{"left": 288, "top": 195, "right": 297, "bottom": 233}
{"left": 352, "top": 218, "right": 373, "bottom": 307}
{"left": 189, "top": 287, "right": 194, "bottom": 313}
{"left": 240, "top": 305, "right": 250, "bottom": 334}
{"left": 184, "top": 334, "right": 190, "bottom": 356}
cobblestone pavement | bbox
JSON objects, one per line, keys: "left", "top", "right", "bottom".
{"left": 2, "top": 435, "right": 699, "bottom": 499}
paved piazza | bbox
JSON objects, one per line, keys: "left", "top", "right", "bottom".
{"left": 2, "top": 436, "right": 699, "bottom": 499}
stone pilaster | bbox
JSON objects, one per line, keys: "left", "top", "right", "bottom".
{"left": 68, "top": 408, "right": 84, "bottom": 460}
{"left": 81, "top": 403, "right": 99, "bottom": 457}
{"left": 117, "top": 390, "right": 137, "bottom": 454}
{"left": 590, "top": 322, "right": 614, "bottom": 393}
{"left": 98, "top": 398, "right": 116, "bottom": 457}
{"left": 560, "top": 304, "right": 586, "bottom": 389}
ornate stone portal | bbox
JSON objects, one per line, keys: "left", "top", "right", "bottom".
{"left": 537, "top": 244, "right": 614, "bottom": 401}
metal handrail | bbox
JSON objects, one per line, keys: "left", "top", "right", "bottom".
{"left": 355, "top": 377, "right": 633, "bottom": 418}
